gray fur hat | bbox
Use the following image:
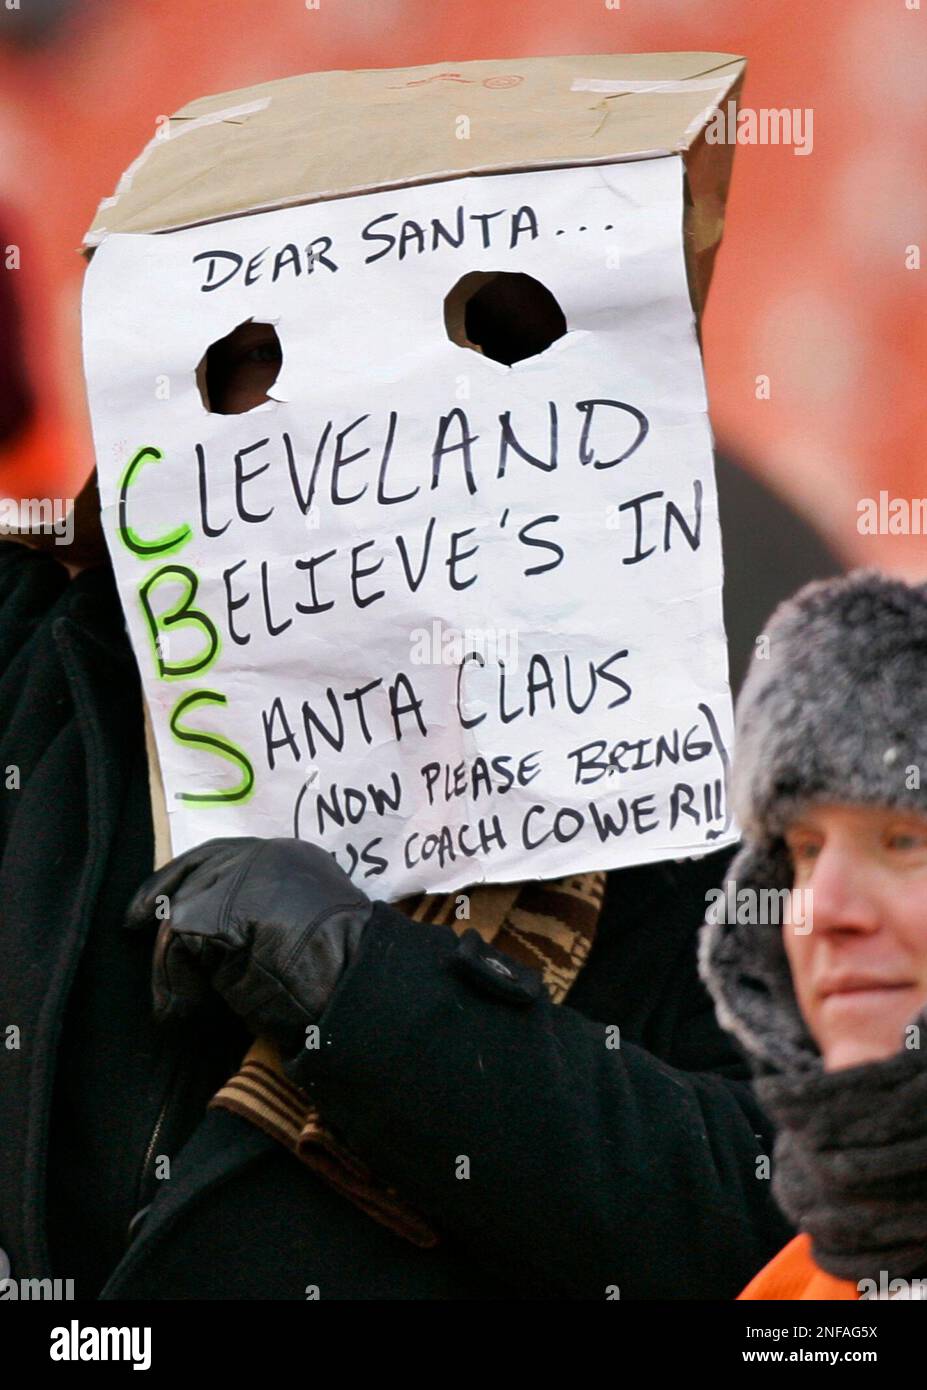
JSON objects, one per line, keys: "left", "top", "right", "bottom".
{"left": 699, "top": 569, "right": 927, "bottom": 1075}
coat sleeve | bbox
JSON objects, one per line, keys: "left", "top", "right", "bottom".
{"left": 295, "top": 897, "right": 795, "bottom": 1300}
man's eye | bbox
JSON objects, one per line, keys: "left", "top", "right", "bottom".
{"left": 787, "top": 839, "right": 819, "bottom": 863}
{"left": 887, "top": 830, "right": 927, "bottom": 851}
{"left": 242, "top": 344, "right": 281, "bottom": 364}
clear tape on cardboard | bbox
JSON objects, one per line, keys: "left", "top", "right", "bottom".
{"left": 94, "top": 98, "right": 272, "bottom": 221}
{"left": 571, "top": 76, "right": 733, "bottom": 95}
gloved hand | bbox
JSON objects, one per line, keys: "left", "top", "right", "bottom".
{"left": 124, "top": 836, "right": 375, "bottom": 1053}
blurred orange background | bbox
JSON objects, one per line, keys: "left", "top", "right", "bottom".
{"left": 0, "top": 0, "right": 924, "bottom": 570}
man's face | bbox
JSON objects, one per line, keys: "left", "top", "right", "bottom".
{"left": 783, "top": 802, "right": 927, "bottom": 1071}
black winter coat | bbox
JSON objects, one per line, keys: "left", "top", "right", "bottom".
{"left": 0, "top": 539, "right": 794, "bottom": 1300}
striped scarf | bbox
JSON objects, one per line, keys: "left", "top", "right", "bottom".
{"left": 209, "top": 871, "right": 606, "bottom": 1246}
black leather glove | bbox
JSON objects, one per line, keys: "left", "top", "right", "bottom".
{"left": 124, "top": 837, "right": 375, "bottom": 1053}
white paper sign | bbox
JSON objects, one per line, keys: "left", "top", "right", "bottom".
{"left": 82, "top": 156, "right": 738, "bottom": 899}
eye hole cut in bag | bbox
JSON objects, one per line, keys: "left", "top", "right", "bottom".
{"left": 444, "top": 270, "right": 567, "bottom": 366}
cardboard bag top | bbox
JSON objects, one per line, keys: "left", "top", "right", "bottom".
{"left": 82, "top": 52, "right": 745, "bottom": 316}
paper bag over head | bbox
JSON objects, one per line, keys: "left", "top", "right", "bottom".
{"left": 80, "top": 52, "right": 746, "bottom": 891}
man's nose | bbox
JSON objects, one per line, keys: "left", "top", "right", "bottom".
{"left": 804, "top": 843, "right": 881, "bottom": 935}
